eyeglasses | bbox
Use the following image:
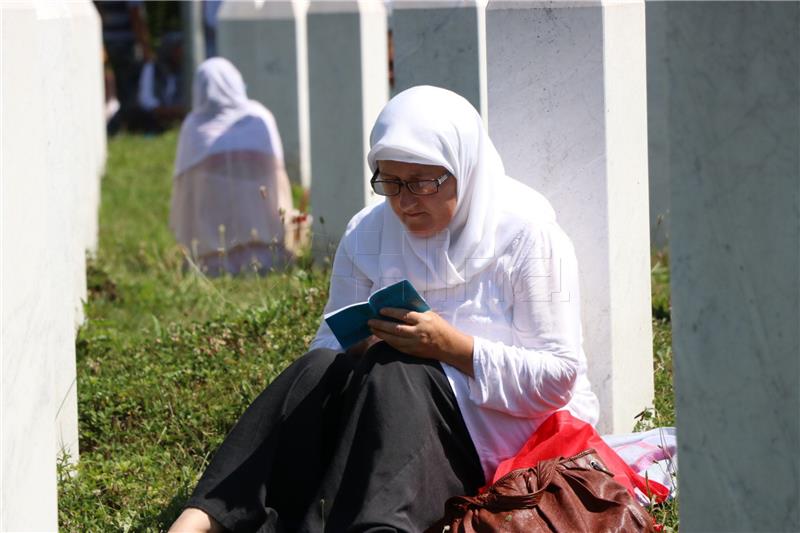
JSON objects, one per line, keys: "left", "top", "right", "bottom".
{"left": 370, "top": 169, "right": 451, "bottom": 196}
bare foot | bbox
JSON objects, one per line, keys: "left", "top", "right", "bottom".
{"left": 168, "top": 507, "right": 223, "bottom": 533}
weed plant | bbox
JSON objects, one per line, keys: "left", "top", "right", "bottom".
{"left": 58, "top": 131, "right": 678, "bottom": 531}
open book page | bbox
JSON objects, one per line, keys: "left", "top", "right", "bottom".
{"left": 324, "top": 302, "right": 375, "bottom": 350}
{"left": 323, "top": 280, "right": 430, "bottom": 350}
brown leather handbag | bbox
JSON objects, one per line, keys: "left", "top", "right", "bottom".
{"left": 425, "top": 449, "right": 656, "bottom": 533}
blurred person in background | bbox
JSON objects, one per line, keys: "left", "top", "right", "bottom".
{"left": 171, "top": 57, "right": 308, "bottom": 276}
{"left": 95, "top": 0, "right": 153, "bottom": 133}
{"left": 135, "top": 31, "right": 188, "bottom": 132}
{"left": 102, "top": 46, "right": 122, "bottom": 134}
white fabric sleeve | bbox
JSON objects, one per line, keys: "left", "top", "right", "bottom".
{"left": 137, "top": 62, "right": 159, "bottom": 111}
{"left": 468, "top": 223, "right": 583, "bottom": 418}
{"left": 308, "top": 234, "right": 374, "bottom": 352}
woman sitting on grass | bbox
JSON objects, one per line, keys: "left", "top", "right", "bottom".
{"left": 170, "top": 58, "right": 297, "bottom": 276}
{"left": 169, "top": 86, "right": 599, "bottom": 532}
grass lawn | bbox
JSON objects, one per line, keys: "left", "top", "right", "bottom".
{"left": 58, "top": 131, "right": 678, "bottom": 531}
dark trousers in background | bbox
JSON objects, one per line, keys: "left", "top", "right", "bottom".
{"left": 105, "top": 40, "right": 140, "bottom": 134}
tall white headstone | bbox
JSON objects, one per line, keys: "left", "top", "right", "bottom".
{"left": 391, "top": 0, "right": 486, "bottom": 117}
{"left": 218, "top": 0, "right": 311, "bottom": 187}
{"left": 307, "top": 0, "right": 389, "bottom": 256}
{"left": 2, "top": 2, "right": 105, "bottom": 528}
{"left": 485, "top": 0, "right": 654, "bottom": 434}
{"left": 39, "top": 0, "right": 83, "bottom": 466}
{"left": 68, "top": 0, "right": 106, "bottom": 256}
{"left": 53, "top": 0, "right": 104, "bottom": 466}
{"left": 1, "top": 4, "right": 58, "bottom": 530}
{"left": 668, "top": 3, "right": 799, "bottom": 530}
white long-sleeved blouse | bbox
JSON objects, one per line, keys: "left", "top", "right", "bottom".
{"left": 309, "top": 202, "right": 600, "bottom": 479}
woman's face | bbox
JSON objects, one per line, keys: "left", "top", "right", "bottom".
{"left": 378, "top": 160, "right": 457, "bottom": 238}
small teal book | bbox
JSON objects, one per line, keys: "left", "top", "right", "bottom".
{"left": 324, "top": 279, "right": 431, "bottom": 350}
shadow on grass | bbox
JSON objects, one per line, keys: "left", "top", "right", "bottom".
{"left": 136, "top": 483, "right": 193, "bottom": 532}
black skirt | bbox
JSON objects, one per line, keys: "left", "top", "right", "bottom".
{"left": 185, "top": 343, "right": 485, "bottom": 532}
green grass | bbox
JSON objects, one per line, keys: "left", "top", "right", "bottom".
{"left": 58, "top": 131, "right": 678, "bottom": 531}
{"left": 58, "top": 131, "right": 329, "bottom": 532}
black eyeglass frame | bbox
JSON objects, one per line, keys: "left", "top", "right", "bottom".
{"left": 370, "top": 169, "right": 452, "bottom": 196}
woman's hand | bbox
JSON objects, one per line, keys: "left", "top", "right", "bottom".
{"left": 368, "top": 308, "right": 475, "bottom": 377}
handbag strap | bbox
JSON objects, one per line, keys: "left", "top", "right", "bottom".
{"left": 446, "top": 458, "right": 559, "bottom": 513}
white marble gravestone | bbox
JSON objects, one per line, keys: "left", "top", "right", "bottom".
{"left": 60, "top": 0, "right": 104, "bottom": 462}
{"left": 2, "top": 5, "right": 58, "bottom": 530}
{"left": 391, "top": 0, "right": 486, "bottom": 117}
{"left": 69, "top": 0, "right": 106, "bottom": 256}
{"left": 218, "top": 0, "right": 311, "bottom": 187}
{"left": 50, "top": 0, "right": 104, "bottom": 466}
{"left": 307, "top": 0, "right": 389, "bottom": 256}
{"left": 2, "top": 1, "right": 105, "bottom": 529}
{"left": 39, "top": 0, "right": 83, "bottom": 475}
{"left": 485, "top": 0, "right": 654, "bottom": 435}
{"left": 667, "top": 2, "right": 799, "bottom": 530}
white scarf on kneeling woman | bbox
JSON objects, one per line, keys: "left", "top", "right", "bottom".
{"left": 174, "top": 57, "right": 284, "bottom": 176}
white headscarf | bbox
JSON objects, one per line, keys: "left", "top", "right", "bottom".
{"left": 365, "top": 86, "right": 554, "bottom": 291}
{"left": 174, "top": 57, "right": 284, "bottom": 176}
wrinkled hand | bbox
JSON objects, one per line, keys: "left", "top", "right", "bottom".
{"left": 368, "top": 308, "right": 474, "bottom": 377}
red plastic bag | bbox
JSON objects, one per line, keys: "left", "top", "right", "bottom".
{"left": 488, "top": 411, "right": 670, "bottom": 503}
